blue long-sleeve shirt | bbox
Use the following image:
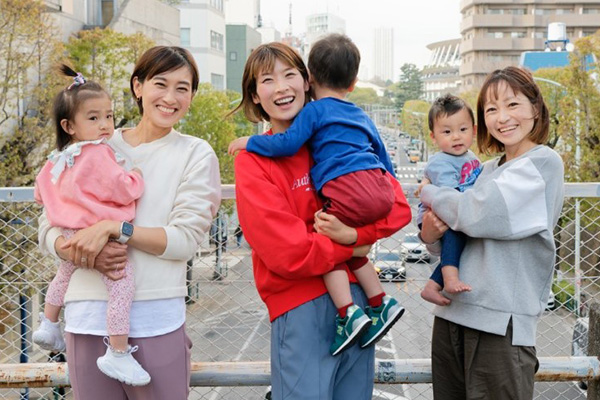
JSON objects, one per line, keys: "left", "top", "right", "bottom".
{"left": 246, "top": 97, "right": 395, "bottom": 191}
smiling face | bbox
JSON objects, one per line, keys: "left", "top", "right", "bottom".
{"left": 133, "top": 66, "right": 193, "bottom": 134}
{"left": 483, "top": 81, "right": 537, "bottom": 160}
{"left": 430, "top": 108, "right": 475, "bottom": 156}
{"left": 62, "top": 94, "right": 114, "bottom": 143}
{"left": 252, "top": 58, "right": 309, "bottom": 133}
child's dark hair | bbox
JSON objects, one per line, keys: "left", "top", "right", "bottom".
{"left": 428, "top": 94, "right": 475, "bottom": 131}
{"left": 476, "top": 66, "right": 549, "bottom": 155}
{"left": 308, "top": 33, "right": 360, "bottom": 90}
{"left": 53, "top": 65, "right": 109, "bottom": 151}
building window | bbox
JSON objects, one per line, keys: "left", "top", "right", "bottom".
{"left": 211, "top": 73, "right": 224, "bottom": 90}
{"left": 486, "top": 8, "right": 503, "bottom": 14}
{"left": 556, "top": 8, "right": 573, "bottom": 15}
{"left": 210, "top": 0, "right": 223, "bottom": 12}
{"left": 533, "top": 32, "right": 544, "bottom": 39}
{"left": 210, "top": 30, "right": 224, "bottom": 52}
{"left": 229, "top": 51, "right": 237, "bottom": 61}
{"left": 582, "top": 8, "right": 600, "bottom": 14}
{"left": 534, "top": 8, "right": 553, "bottom": 15}
{"left": 511, "top": 31, "right": 526, "bottom": 39}
{"left": 180, "top": 28, "right": 190, "bottom": 47}
{"left": 510, "top": 8, "right": 526, "bottom": 15}
{"left": 486, "top": 31, "right": 504, "bottom": 39}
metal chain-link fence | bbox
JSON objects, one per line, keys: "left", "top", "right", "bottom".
{"left": 0, "top": 184, "right": 598, "bottom": 400}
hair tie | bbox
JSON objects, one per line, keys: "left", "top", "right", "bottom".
{"left": 67, "top": 73, "right": 86, "bottom": 90}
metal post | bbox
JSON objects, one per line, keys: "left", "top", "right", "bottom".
{"left": 587, "top": 302, "right": 600, "bottom": 398}
{"left": 19, "top": 289, "right": 29, "bottom": 400}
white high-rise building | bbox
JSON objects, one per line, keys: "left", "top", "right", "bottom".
{"left": 373, "top": 27, "right": 394, "bottom": 83}
{"left": 177, "top": 0, "right": 227, "bottom": 90}
{"left": 224, "top": 0, "right": 260, "bottom": 28}
{"left": 305, "top": 12, "right": 345, "bottom": 55}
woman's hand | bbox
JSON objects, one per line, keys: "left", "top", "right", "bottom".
{"left": 352, "top": 244, "right": 371, "bottom": 258}
{"left": 420, "top": 210, "right": 448, "bottom": 244}
{"left": 313, "top": 211, "right": 357, "bottom": 245}
{"left": 94, "top": 242, "right": 128, "bottom": 281}
{"left": 60, "top": 220, "right": 120, "bottom": 269}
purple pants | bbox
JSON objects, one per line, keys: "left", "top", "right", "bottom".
{"left": 45, "top": 229, "right": 135, "bottom": 335}
{"left": 65, "top": 324, "right": 192, "bottom": 399}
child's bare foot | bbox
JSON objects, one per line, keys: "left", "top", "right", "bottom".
{"left": 421, "top": 280, "right": 451, "bottom": 306}
{"left": 444, "top": 278, "right": 472, "bottom": 294}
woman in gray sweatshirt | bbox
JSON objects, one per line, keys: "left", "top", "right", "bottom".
{"left": 419, "top": 66, "right": 564, "bottom": 399}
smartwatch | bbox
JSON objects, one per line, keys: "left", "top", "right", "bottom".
{"left": 117, "top": 221, "right": 134, "bottom": 244}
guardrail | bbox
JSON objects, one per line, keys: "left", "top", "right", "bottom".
{"left": 1, "top": 182, "right": 599, "bottom": 400}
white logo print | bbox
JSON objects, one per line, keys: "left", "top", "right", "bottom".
{"left": 291, "top": 173, "right": 312, "bottom": 191}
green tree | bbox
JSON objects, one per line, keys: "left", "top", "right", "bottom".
{"left": 177, "top": 84, "right": 239, "bottom": 184}
{"left": 392, "top": 63, "right": 423, "bottom": 110}
{"left": 347, "top": 87, "right": 379, "bottom": 106}
{"left": 65, "top": 28, "right": 155, "bottom": 127}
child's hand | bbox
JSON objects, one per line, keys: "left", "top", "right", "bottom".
{"left": 414, "top": 177, "right": 431, "bottom": 197}
{"left": 131, "top": 167, "right": 143, "bottom": 177}
{"left": 313, "top": 210, "right": 357, "bottom": 245}
{"left": 228, "top": 136, "right": 250, "bottom": 155}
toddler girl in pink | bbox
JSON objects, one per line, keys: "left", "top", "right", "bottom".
{"left": 32, "top": 65, "right": 149, "bottom": 386}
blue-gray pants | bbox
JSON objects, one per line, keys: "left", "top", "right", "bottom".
{"left": 270, "top": 284, "right": 375, "bottom": 400}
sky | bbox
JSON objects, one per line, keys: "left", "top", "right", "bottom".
{"left": 259, "top": 0, "right": 462, "bottom": 81}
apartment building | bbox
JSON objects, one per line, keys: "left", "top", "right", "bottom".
{"left": 178, "top": 0, "right": 227, "bottom": 90}
{"left": 305, "top": 12, "right": 346, "bottom": 55}
{"left": 459, "top": 0, "right": 600, "bottom": 91}
{"left": 47, "top": 0, "right": 179, "bottom": 43}
{"left": 422, "top": 39, "right": 461, "bottom": 102}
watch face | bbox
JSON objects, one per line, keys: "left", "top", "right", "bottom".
{"left": 122, "top": 222, "right": 134, "bottom": 236}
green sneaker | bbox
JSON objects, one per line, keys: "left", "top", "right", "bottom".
{"left": 330, "top": 305, "right": 371, "bottom": 356}
{"left": 360, "top": 295, "right": 405, "bottom": 348}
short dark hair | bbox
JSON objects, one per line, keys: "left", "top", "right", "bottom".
{"left": 53, "top": 64, "right": 109, "bottom": 151}
{"left": 476, "top": 66, "right": 549, "bottom": 155}
{"left": 308, "top": 33, "right": 360, "bottom": 90}
{"left": 130, "top": 46, "right": 199, "bottom": 114}
{"left": 428, "top": 94, "right": 475, "bottom": 132}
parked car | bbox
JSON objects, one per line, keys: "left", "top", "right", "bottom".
{"left": 572, "top": 317, "right": 589, "bottom": 390}
{"left": 400, "top": 233, "right": 431, "bottom": 262}
{"left": 372, "top": 249, "right": 406, "bottom": 282}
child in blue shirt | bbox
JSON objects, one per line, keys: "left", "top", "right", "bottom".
{"left": 229, "top": 34, "right": 405, "bottom": 356}
{"left": 416, "top": 94, "right": 482, "bottom": 306}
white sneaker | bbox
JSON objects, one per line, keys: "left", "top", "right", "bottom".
{"left": 32, "top": 312, "right": 66, "bottom": 352}
{"left": 96, "top": 339, "right": 151, "bottom": 386}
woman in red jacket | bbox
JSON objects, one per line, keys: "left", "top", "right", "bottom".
{"left": 232, "top": 42, "right": 411, "bottom": 400}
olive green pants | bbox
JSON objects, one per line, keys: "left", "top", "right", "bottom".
{"left": 431, "top": 317, "right": 539, "bottom": 400}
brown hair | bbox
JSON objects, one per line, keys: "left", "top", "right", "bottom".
{"left": 130, "top": 46, "right": 199, "bottom": 115}
{"left": 53, "top": 64, "right": 110, "bottom": 150}
{"left": 308, "top": 33, "right": 360, "bottom": 90}
{"left": 428, "top": 93, "right": 474, "bottom": 132}
{"left": 233, "top": 42, "right": 309, "bottom": 123}
{"left": 476, "top": 66, "right": 549, "bottom": 155}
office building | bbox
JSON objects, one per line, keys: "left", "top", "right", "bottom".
{"left": 373, "top": 27, "right": 394, "bottom": 83}
{"left": 178, "top": 0, "right": 227, "bottom": 90}
{"left": 305, "top": 12, "right": 345, "bottom": 55}
{"left": 226, "top": 24, "right": 261, "bottom": 93}
{"left": 459, "top": 0, "right": 600, "bottom": 91}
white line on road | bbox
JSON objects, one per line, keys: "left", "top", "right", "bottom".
{"left": 207, "top": 309, "right": 269, "bottom": 400}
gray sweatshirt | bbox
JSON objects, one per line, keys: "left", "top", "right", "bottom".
{"left": 420, "top": 145, "right": 564, "bottom": 346}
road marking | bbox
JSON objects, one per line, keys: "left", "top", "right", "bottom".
{"left": 207, "top": 309, "right": 269, "bottom": 400}
{"left": 373, "top": 389, "right": 409, "bottom": 400}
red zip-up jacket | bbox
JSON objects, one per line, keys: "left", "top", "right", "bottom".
{"left": 235, "top": 138, "right": 412, "bottom": 322}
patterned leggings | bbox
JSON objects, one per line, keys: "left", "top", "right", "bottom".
{"left": 45, "top": 229, "right": 135, "bottom": 336}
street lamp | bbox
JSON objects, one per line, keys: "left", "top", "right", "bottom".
{"left": 534, "top": 76, "right": 583, "bottom": 316}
